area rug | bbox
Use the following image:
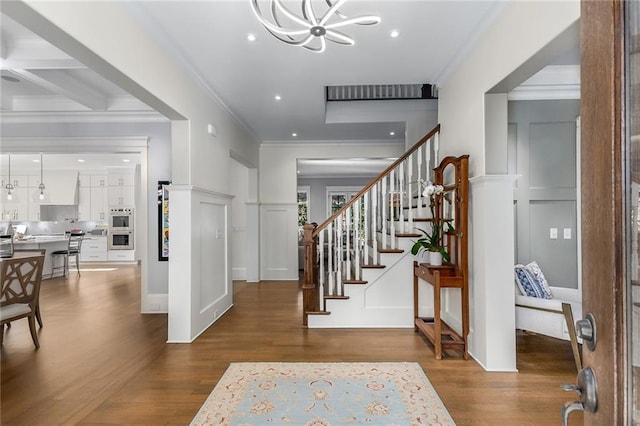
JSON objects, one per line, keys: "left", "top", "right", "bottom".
{"left": 191, "top": 362, "right": 455, "bottom": 425}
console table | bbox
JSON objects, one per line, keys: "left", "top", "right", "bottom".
{"left": 413, "top": 155, "right": 469, "bottom": 360}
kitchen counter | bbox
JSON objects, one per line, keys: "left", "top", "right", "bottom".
{"left": 14, "top": 236, "right": 69, "bottom": 279}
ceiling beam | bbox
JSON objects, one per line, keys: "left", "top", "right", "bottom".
{"left": 8, "top": 68, "right": 108, "bottom": 110}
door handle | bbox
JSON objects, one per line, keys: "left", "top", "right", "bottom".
{"left": 561, "top": 366, "right": 598, "bottom": 426}
{"left": 575, "top": 312, "right": 597, "bottom": 351}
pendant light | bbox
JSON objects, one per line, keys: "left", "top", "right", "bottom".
{"left": 5, "top": 153, "right": 16, "bottom": 201}
{"left": 32, "top": 153, "right": 50, "bottom": 203}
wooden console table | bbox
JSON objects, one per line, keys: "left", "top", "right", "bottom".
{"left": 413, "top": 155, "right": 469, "bottom": 360}
{"left": 413, "top": 261, "right": 469, "bottom": 359}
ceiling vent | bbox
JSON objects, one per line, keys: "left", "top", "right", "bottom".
{"left": 326, "top": 84, "right": 437, "bottom": 101}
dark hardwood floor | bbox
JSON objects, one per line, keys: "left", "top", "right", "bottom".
{"left": 0, "top": 265, "right": 582, "bottom": 425}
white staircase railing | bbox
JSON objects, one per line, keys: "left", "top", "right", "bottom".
{"left": 302, "top": 124, "right": 441, "bottom": 325}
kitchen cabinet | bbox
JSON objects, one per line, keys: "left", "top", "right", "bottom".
{"left": 107, "top": 171, "right": 135, "bottom": 207}
{"left": 107, "top": 173, "right": 135, "bottom": 187}
{"left": 91, "top": 175, "right": 107, "bottom": 187}
{"left": 78, "top": 187, "right": 91, "bottom": 221}
{"left": 108, "top": 250, "right": 135, "bottom": 262}
{"left": 1, "top": 175, "right": 29, "bottom": 189}
{"left": 78, "top": 174, "right": 91, "bottom": 188}
{"left": 90, "top": 186, "right": 108, "bottom": 221}
{"left": 0, "top": 187, "right": 29, "bottom": 221}
{"left": 108, "top": 185, "right": 135, "bottom": 206}
{"left": 80, "top": 237, "right": 108, "bottom": 262}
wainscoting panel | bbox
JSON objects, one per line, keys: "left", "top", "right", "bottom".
{"left": 260, "top": 203, "right": 298, "bottom": 281}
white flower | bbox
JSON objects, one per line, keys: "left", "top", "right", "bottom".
{"left": 422, "top": 183, "right": 444, "bottom": 198}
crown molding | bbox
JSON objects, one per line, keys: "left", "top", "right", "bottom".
{"left": 0, "top": 110, "right": 167, "bottom": 124}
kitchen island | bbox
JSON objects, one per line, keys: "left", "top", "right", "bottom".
{"left": 14, "top": 236, "right": 69, "bottom": 279}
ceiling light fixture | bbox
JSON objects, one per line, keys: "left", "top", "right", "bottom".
{"left": 275, "top": 94, "right": 282, "bottom": 100}
{"left": 32, "top": 153, "right": 50, "bottom": 202}
{"left": 250, "top": 0, "right": 381, "bottom": 53}
{"left": 390, "top": 30, "right": 399, "bottom": 38}
{"left": 390, "top": 131, "right": 395, "bottom": 136}
{"left": 247, "top": 33, "right": 257, "bottom": 42}
{"left": 77, "top": 159, "right": 85, "bottom": 163}
{"left": 292, "top": 133, "right": 298, "bottom": 137}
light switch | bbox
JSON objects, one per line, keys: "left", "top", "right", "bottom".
{"left": 563, "top": 228, "right": 572, "bottom": 239}
{"left": 550, "top": 228, "right": 558, "bottom": 239}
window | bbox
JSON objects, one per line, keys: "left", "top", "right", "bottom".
{"left": 297, "top": 186, "right": 310, "bottom": 226}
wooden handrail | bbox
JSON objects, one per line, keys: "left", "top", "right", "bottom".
{"left": 313, "top": 124, "right": 441, "bottom": 237}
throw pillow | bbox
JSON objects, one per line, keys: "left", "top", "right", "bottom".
{"left": 525, "top": 261, "right": 553, "bottom": 299}
{"left": 514, "top": 265, "right": 540, "bottom": 297}
{"left": 514, "top": 264, "right": 552, "bottom": 299}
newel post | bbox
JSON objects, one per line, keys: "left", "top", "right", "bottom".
{"left": 302, "top": 223, "right": 318, "bottom": 326}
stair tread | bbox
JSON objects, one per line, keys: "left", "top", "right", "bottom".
{"left": 396, "top": 232, "right": 421, "bottom": 237}
{"left": 361, "top": 264, "right": 386, "bottom": 269}
{"left": 343, "top": 279, "right": 367, "bottom": 284}
{"left": 307, "top": 311, "right": 331, "bottom": 315}
{"left": 324, "top": 295, "right": 349, "bottom": 299}
{"left": 379, "top": 247, "right": 404, "bottom": 253}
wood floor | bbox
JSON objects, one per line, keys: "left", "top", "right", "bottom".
{"left": 0, "top": 265, "right": 583, "bottom": 425}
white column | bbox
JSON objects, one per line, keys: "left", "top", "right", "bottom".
{"left": 468, "top": 174, "right": 519, "bottom": 371}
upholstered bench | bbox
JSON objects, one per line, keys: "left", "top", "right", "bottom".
{"left": 514, "top": 262, "right": 582, "bottom": 371}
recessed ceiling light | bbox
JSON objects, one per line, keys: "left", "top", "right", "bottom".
{"left": 247, "top": 33, "right": 256, "bottom": 42}
{"left": 274, "top": 95, "right": 282, "bottom": 101}
{"left": 32, "top": 159, "right": 40, "bottom": 163}
{"left": 297, "top": 170, "right": 301, "bottom": 174}
{"left": 292, "top": 133, "right": 297, "bottom": 137}
{"left": 390, "top": 131, "right": 395, "bottom": 136}
{"left": 390, "top": 30, "right": 400, "bottom": 38}
{"left": 122, "top": 159, "right": 130, "bottom": 163}
{"left": 77, "top": 159, "right": 85, "bottom": 163}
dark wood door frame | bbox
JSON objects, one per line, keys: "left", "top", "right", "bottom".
{"left": 581, "top": 0, "right": 628, "bottom": 424}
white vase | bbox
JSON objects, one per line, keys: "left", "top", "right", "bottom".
{"left": 429, "top": 251, "right": 443, "bottom": 266}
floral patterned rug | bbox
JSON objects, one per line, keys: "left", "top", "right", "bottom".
{"left": 191, "top": 362, "right": 455, "bottom": 425}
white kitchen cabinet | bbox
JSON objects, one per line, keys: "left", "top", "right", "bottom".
{"left": 0, "top": 187, "right": 29, "bottom": 221}
{"left": 107, "top": 173, "right": 135, "bottom": 187}
{"left": 78, "top": 187, "right": 91, "bottom": 220}
{"left": 2, "top": 175, "right": 29, "bottom": 191}
{"left": 108, "top": 185, "right": 135, "bottom": 206}
{"left": 28, "top": 198, "right": 42, "bottom": 221}
{"left": 90, "top": 186, "right": 108, "bottom": 221}
{"left": 108, "top": 250, "right": 135, "bottom": 262}
{"left": 80, "top": 237, "right": 108, "bottom": 262}
{"left": 107, "top": 171, "right": 135, "bottom": 207}
{"left": 91, "top": 175, "right": 107, "bottom": 187}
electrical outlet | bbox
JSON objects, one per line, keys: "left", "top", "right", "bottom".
{"left": 563, "top": 228, "right": 571, "bottom": 239}
{"left": 550, "top": 228, "right": 558, "bottom": 239}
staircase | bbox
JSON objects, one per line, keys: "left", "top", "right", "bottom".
{"left": 302, "top": 124, "right": 454, "bottom": 328}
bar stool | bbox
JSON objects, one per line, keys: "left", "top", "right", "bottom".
{"left": 51, "top": 232, "right": 84, "bottom": 278}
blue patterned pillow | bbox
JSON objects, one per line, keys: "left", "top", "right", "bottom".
{"left": 514, "top": 264, "right": 552, "bottom": 299}
{"left": 525, "top": 261, "right": 553, "bottom": 299}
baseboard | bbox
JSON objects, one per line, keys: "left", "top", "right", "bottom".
{"left": 141, "top": 293, "right": 168, "bottom": 313}
{"left": 232, "top": 267, "right": 247, "bottom": 281}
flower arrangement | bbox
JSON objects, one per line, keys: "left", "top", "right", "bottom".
{"left": 410, "top": 182, "right": 451, "bottom": 263}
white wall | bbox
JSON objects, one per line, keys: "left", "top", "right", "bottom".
{"left": 436, "top": 1, "right": 580, "bottom": 370}
{"left": 4, "top": 1, "right": 260, "bottom": 342}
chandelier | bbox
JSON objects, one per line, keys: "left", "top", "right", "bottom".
{"left": 250, "top": 0, "right": 381, "bottom": 53}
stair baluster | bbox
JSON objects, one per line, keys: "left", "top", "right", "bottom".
{"left": 303, "top": 124, "right": 442, "bottom": 324}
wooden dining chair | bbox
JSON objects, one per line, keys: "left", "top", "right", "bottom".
{"left": 13, "top": 249, "right": 46, "bottom": 327}
{"left": 51, "top": 232, "right": 84, "bottom": 278}
{"left": 0, "top": 254, "right": 45, "bottom": 349}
